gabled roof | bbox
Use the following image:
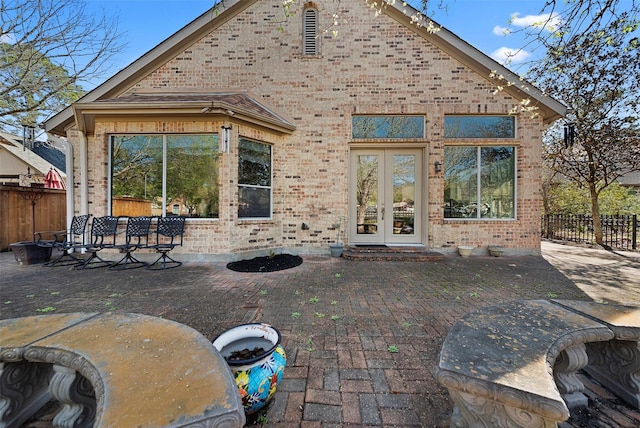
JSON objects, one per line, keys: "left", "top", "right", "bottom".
{"left": 44, "top": 0, "right": 565, "bottom": 135}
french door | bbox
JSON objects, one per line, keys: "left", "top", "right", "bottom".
{"left": 349, "top": 149, "right": 422, "bottom": 245}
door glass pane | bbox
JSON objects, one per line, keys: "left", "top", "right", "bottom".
{"left": 356, "top": 155, "right": 378, "bottom": 235}
{"left": 393, "top": 155, "right": 415, "bottom": 235}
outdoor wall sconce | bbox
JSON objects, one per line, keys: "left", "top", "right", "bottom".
{"left": 220, "top": 125, "right": 232, "bottom": 153}
{"left": 434, "top": 161, "right": 442, "bottom": 173}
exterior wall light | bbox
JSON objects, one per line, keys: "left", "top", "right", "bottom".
{"left": 434, "top": 161, "right": 442, "bottom": 173}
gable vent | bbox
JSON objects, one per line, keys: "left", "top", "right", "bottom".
{"left": 303, "top": 8, "right": 318, "bottom": 56}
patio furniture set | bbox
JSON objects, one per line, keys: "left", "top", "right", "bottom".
{"left": 35, "top": 214, "right": 186, "bottom": 270}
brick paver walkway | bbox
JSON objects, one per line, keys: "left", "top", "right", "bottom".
{"left": 1, "top": 241, "right": 638, "bottom": 427}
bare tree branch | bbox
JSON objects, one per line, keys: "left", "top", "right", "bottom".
{"left": 1, "top": 0, "right": 124, "bottom": 130}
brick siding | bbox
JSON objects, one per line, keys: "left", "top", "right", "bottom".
{"left": 67, "top": 0, "right": 546, "bottom": 256}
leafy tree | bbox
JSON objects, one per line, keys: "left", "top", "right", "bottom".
{"left": 534, "top": 13, "right": 640, "bottom": 247}
{"left": 1, "top": 0, "right": 123, "bottom": 131}
{"left": 545, "top": 181, "right": 640, "bottom": 216}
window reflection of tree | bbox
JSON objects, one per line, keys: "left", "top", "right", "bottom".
{"left": 444, "top": 116, "right": 514, "bottom": 139}
{"left": 111, "top": 135, "right": 219, "bottom": 218}
{"left": 480, "top": 147, "right": 514, "bottom": 218}
{"left": 444, "top": 147, "right": 477, "bottom": 218}
{"left": 352, "top": 116, "right": 424, "bottom": 139}
{"left": 356, "top": 155, "right": 378, "bottom": 226}
{"left": 444, "top": 146, "right": 515, "bottom": 219}
{"left": 238, "top": 139, "right": 271, "bottom": 218}
{"left": 167, "top": 136, "right": 219, "bottom": 218}
{"left": 111, "top": 136, "right": 162, "bottom": 212}
{"left": 393, "top": 155, "right": 415, "bottom": 206}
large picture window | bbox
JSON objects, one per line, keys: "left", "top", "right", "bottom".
{"left": 110, "top": 135, "right": 219, "bottom": 218}
{"left": 444, "top": 146, "right": 515, "bottom": 219}
{"left": 238, "top": 138, "right": 272, "bottom": 219}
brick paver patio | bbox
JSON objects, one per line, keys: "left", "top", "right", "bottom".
{"left": 1, "top": 241, "right": 638, "bottom": 427}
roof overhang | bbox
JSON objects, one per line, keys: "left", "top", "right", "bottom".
{"left": 72, "top": 92, "right": 296, "bottom": 135}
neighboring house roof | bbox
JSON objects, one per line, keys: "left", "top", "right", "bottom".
{"left": 0, "top": 131, "right": 67, "bottom": 179}
{"left": 44, "top": 0, "right": 566, "bottom": 135}
{"left": 619, "top": 171, "right": 640, "bottom": 188}
{"left": 30, "top": 141, "right": 66, "bottom": 172}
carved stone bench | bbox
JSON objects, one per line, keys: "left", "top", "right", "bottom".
{"left": 0, "top": 312, "right": 246, "bottom": 428}
{"left": 436, "top": 300, "right": 640, "bottom": 427}
{"left": 552, "top": 299, "right": 640, "bottom": 410}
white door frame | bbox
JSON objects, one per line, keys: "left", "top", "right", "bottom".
{"left": 349, "top": 148, "right": 423, "bottom": 245}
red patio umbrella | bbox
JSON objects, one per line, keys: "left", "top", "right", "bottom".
{"left": 43, "top": 168, "right": 65, "bottom": 189}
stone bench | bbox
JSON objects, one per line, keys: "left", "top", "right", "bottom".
{"left": 436, "top": 299, "right": 640, "bottom": 427}
{"left": 552, "top": 299, "right": 640, "bottom": 410}
{"left": 0, "top": 312, "right": 245, "bottom": 428}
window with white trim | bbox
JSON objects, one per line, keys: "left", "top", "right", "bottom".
{"left": 444, "top": 146, "right": 516, "bottom": 219}
{"left": 110, "top": 134, "right": 219, "bottom": 218}
{"left": 238, "top": 138, "right": 272, "bottom": 219}
{"left": 303, "top": 6, "right": 318, "bottom": 56}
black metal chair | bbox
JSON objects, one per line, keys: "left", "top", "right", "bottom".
{"left": 74, "top": 216, "right": 119, "bottom": 270}
{"left": 109, "top": 216, "right": 153, "bottom": 270}
{"left": 36, "top": 214, "right": 91, "bottom": 267}
{"left": 146, "top": 216, "right": 186, "bottom": 270}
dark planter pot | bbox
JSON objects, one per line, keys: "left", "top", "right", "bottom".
{"left": 10, "top": 241, "right": 52, "bottom": 265}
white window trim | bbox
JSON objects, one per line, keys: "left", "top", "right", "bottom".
{"left": 238, "top": 139, "right": 273, "bottom": 220}
{"left": 444, "top": 146, "right": 518, "bottom": 221}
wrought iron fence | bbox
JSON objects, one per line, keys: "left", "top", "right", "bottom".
{"left": 542, "top": 214, "right": 638, "bottom": 251}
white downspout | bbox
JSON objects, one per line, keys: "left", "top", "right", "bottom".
{"left": 48, "top": 133, "right": 75, "bottom": 231}
{"left": 78, "top": 132, "right": 89, "bottom": 216}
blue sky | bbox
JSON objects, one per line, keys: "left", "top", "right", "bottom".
{"left": 84, "top": 0, "right": 559, "bottom": 88}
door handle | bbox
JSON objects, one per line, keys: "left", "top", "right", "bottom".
{"left": 381, "top": 207, "right": 385, "bottom": 221}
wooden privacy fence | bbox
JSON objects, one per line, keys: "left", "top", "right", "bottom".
{"left": 0, "top": 185, "right": 66, "bottom": 251}
{"left": 542, "top": 214, "right": 639, "bottom": 251}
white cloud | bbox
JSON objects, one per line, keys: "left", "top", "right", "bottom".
{"left": 493, "top": 25, "right": 511, "bottom": 36}
{"left": 490, "top": 47, "right": 531, "bottom": 65}
{"left": 509, "top": 12, "right": 562, "bottom": 32}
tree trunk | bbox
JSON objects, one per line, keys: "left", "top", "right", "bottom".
{"left": 589, "top": 182, "right": 604, "bottom": 246}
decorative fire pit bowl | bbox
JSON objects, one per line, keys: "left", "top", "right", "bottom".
{"left": 213, "top": 323, "right": 286, "bottom": 414}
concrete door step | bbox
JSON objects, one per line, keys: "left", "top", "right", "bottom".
{"left": 342, "top": 246, "right": 444, "bottom": 261}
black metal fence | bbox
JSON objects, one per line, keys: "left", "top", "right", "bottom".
{"left": 542, "top": 214, "right": 639, "bottom": 251}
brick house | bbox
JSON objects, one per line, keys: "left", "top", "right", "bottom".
{"left": 44, "top": 0, "right": 565, "bottom": 258}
